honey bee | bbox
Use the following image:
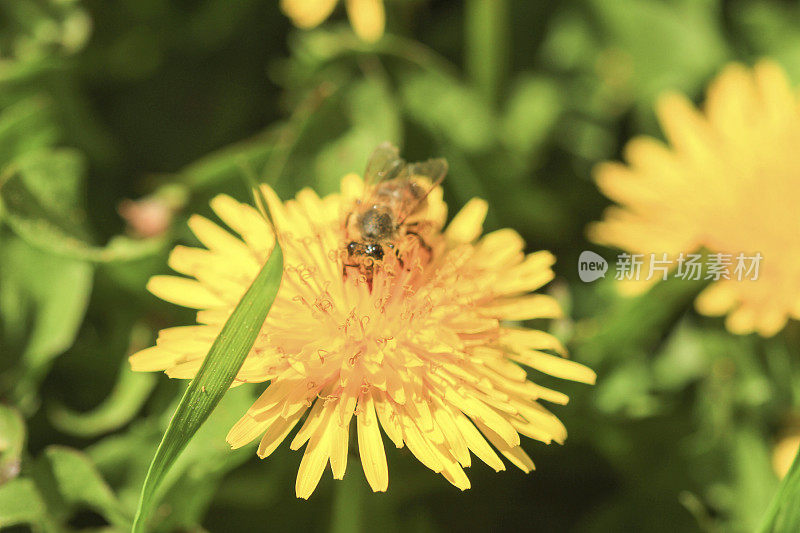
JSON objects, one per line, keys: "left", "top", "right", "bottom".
{"left": 343, "top": 142, "right": 448, "bottom": 283}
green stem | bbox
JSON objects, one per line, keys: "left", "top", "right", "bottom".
{"left": 465, "top": 0, "right": 509, "bottom": 107}
{"left": 374, "top": 34, "right": 460, "bottom": 78}
{"left": 330, "top": 457, "right": 364, "bottom": 533}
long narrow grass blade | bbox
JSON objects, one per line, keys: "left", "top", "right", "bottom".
{"left": 132, "top": 243, "right": 283, "bottom": 532}
{"left": 759, "top": 443, "right": 800, "bottom": 533}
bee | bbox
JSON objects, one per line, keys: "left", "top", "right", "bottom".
{"left": 343, "top": 142, "right": 448, "bottom": 284}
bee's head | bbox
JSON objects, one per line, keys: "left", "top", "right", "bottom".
{"left": 346, "top": 241, "right": 384, "bottom": 262}
{"left": 364, "top": 243, "right": 384, "bottom": 261}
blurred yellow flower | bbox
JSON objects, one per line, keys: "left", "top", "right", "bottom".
{"left": 281, "top": 0, "right": 385, "bottom": 43}
{"left": 130, "top": 175, "right": 595, "bottom": 498}
{"left": 773, "top": 432, "right": 800, "bottom": 479}
{"left": 590, "top": 60, "right": 800, "bottom": 337}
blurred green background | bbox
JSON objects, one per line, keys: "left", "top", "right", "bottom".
{"left": 2, "top": 0, "right": 800, "bottom": 531}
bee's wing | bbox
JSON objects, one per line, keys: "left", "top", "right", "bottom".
{"left": 363, "top": 142, "right": 406, "bottom": 190}
{"left": 397, "top": 157, "right": 449, "bottom": 224}
{"left": 407, "top": 158, "right": 448, "bottom": 188}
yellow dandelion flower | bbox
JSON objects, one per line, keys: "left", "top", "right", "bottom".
{"left": 130, "top": 156, "right": 595, "bottom": 498}
{"left": 590, "top": 60, "right": 800, "bottom": 337}
{"left": 281, "top": 0, "right": 385, "bottom": 43}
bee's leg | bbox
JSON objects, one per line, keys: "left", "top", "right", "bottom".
{"left": 403, "top": 221, "right": 432, "bottom": 230}
{"left": 405, "top": 230, "right": 432, "bottom": 255}
{"left": 404, "top": 221, "right": 435, "bottom": 248}
{"left": 342, "top": 262, "right": 360, "bottom": 277}
{"left": 343, "top": 210, "right": 357, "bottom": 235}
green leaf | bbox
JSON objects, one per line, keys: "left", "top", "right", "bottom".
{"left": 48, "top": 367, "right": 157, "bottom": 438}
{"left": 399, "top": 71, "right": 495, "bottom": 151}
{"left": 4, "top": 148, "right": 90, "bottom": 235}
{"left": 132, "top": 241, "right": 284, "bottom": 532}
{"left": 576, "top": 274, "right": 709, "bottom": 368}
{"left": 0, "top": 236, "right": 93, "bottom": 412}
{"left": 85, "top": 386, "right": 264, "bottom": 531}
{"left": 733, "top": 428, "right": 778, "bottom": 531}
{"left": 587, "top": 0, "right": 728, "bottom": 103}
{"left": 759, "top": 442, "right": 800, "bottom": 533}
{"left": 0, "top": 149, "right": 166, "bottom": 263}
{"left": 155, "top": 385, "right": 262, "bottom": 530}
{"left": 313, "top": 77, "right": 402, "bottom": 193}
{"left": 0, "top": 478, "right": 49, "bottom": 530}
{"left": 539, "top": 9, "right": 597, "bottom": 72}
{"left": 347, "top": 77, "right": 402, "bottom": 142}
{"left": 0, "top": 98, "right": 59, "bottom": 169}
{"left": 651, "top": 319, "right": 711, "bottom": 391}
{"left": 40, "top": 446, "right": 131, "bottom": 530}
{"left": 85, "top": 423, "right": 166, "bottom": 514}
{"left": 314, "top": 129, "right": 381, "bottom": 194}
{"left": 0, "top": 405, "right": 25, "bottom": 484}
{"left": 501, "top": 75, "right": 562, "bottom": 157}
